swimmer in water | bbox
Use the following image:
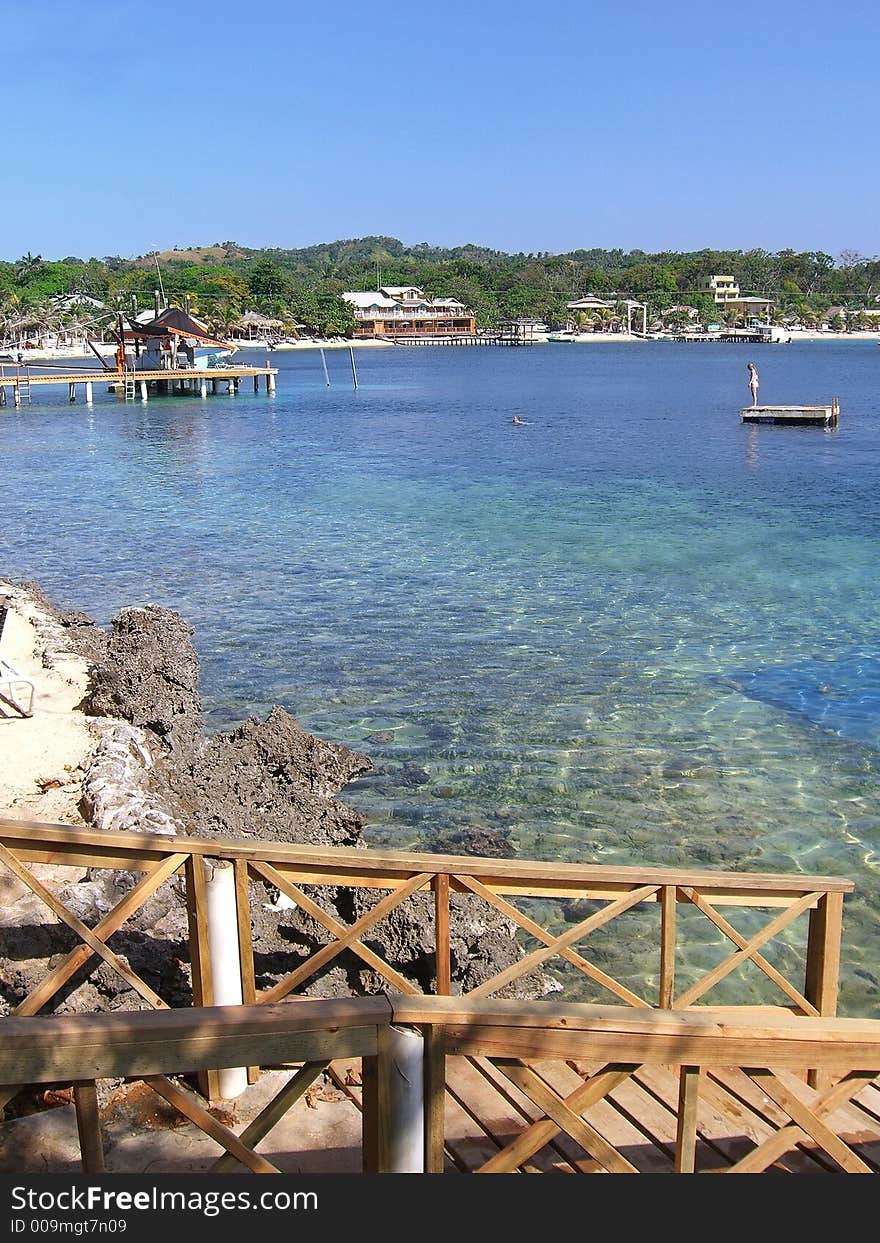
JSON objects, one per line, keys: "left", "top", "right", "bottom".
{"left": 512, "top": 415, "right": 523, "bottom": 424}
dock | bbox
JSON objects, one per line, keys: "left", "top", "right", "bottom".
{"left": 0, "top": 364, "right": 278, "bottom": 407}
{"left": 386, "top": 330, "right": 534, "bottom": 346}
{"left": 741, "top": 398, "right": 839, "bottom": 426}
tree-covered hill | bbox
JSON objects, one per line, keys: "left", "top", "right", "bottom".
{"left": 1, "top": 239, "right": 878, "bottom": 336}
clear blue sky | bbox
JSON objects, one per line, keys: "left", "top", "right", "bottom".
{"left": 5, "top": 0, "right": 878, "bottom": 260}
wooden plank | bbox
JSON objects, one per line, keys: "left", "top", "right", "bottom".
{"left": 234, "top": 860, "right": 259, "bottom": 1084}
{"left": 741, "top": 1069, "right": 872, "bottom": 1173}
{"left": 211, "top": 1061, "right": 330, "bottom": 1172}
{"left": 804, "top": 890, "right": 844, "bottom": 1091}
{"left": 440, "top": 1022, "right": 880, "bottom": 1070}
{"left": 391, "top": 995, "right": 806, "bottom": 1034}
{"left": 184, "top": 856, "right": 218, "bottom": 1100}
{"left": 0, "top": 818, "right": 854, "bottom": 899}
{"left": 726, "top": 1069, "right": 879, "bottom": 1173}
{"left": 466, "top": 1058, "right": 582, "bottom": 1172}
{"left": 678, "top": 887, "right": 816, "bottom": 1013}
{"left": 0, "top": 841, "right": 169, "bottom": 1011}
{"left": 251, "top": 862, "right": 426, "bottom": 1001}
{"left": 659, "top": 884, "right": 676, "bottom": 1008}
{"left": 0, "top": 999, "right": 390, "bottom": 1085}
{"left": 466, "top": 884, "right": 660, "bottom": 999}
{"left": 493, "top": 1060, "right": 639, "bottom": 1173}
{"left": 477, "top": 1064, "right": 639, "bottom": 1173}
{"left": 424, "top": 1025, "right": 446, "bottom": 1173}
{"left": 456, "top": 872, "right": 650, "bottom": 1007}
{"left": 73, "top": 1081, "right": 105, "bottom": 1174}
{"left": 442, "top": 1060, "right": 549, "bottom": 1172}
{"left": 434, "top": 873, "right": 451, "bottom": 995}
{"left": 675, "top": 1067, "right": 700, "bottom": 1173}
{"left": 145, "top": 1075, "right": 281, "bottom": 1174}
{"left": 674, "top": 890, "right": 819, "bottom": 1007}
{"left": 12, "top": 852, "right": 187, "bottom": 1018}
{"left": 362, "top": 1024, "right": 393, "bottom": 1173}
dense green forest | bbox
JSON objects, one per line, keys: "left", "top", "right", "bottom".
{"left": 2, "top": 237, "right": 879, "bottom": 335}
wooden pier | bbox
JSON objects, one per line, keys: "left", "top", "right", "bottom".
{"left": 387, "top": 331, "right": 534, "bottom": 346}
{"left": 741, "top": 398, "right": 839, "bottom": 426}
{"left": 0, "top": 364, "right": 278, "bottom": 407}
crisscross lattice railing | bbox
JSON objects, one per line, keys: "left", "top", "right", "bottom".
{"left": 0, "top": 819, "right": 852, "bottom": 1044}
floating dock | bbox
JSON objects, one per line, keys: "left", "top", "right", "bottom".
{"left": 0, "top": 364, "right": 278, "bottom": 407}
{"left": 741, "top": 398, "right": 839, "bottom": 426}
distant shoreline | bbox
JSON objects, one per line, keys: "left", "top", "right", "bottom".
{"left": 6, "top": 330, "right": 878, "bottom": 366}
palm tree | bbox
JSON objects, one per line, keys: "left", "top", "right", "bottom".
{"left": 14, "top": 253, "right": 43, "bottom": 283}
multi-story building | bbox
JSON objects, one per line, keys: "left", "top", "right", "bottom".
{"left": 700, "top": 275, "right": 741, "bottom": 304}
{"left": 343, "top": 286, "right": 476, "bottom": 338}
{"left": 700, "top": 276, "right": 773, "bottom": 326}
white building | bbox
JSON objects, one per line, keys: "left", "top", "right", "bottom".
{"left": 343, "top": 287, "right": 475, "bottom": 337}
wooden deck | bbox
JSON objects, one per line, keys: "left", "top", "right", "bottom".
{"left": 741, "top": 400, "right": 839, "bottom": 425}
{"left": 0, "top": 365, "right": 277, "bottom": 404}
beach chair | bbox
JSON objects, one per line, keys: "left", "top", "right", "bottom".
{"left": 0, "top": 597, "right": 36, "bottom": 717}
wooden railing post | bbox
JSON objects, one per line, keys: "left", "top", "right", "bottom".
{"left": 659, "top": 884, "right": 676, "bottom": 1008}
{"left": 361, "top": 1024, "right": 393, "bottom": 1173}
{"left": 674, "top": 1066, "right": 700, "bottom": 1173}
{"left": 805, "top": 891, "right": 844, "bottom": 1016}
{"left": 233, "top": 859, "right": 260, "bottom": 1085}
{"left": 806, "top": 891, "right": 844, "bottom": 1089}
{"left": 434, "top": 873, "right": 451, "bottom": 995}
{"left": 73, "top": 1080, "right": 105, "bottom": 1174}
{"left": 424, "top": 1023, "right": 446, "bottom": 1173}
{"left": 184, "top": 855, "right": 221, "bottom": 1102}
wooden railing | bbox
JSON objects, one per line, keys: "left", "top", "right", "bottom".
{"left": 0, "top": 997, "right": 392, "bottom": 1174}
{"left": 403, "top": 996, "right": 880, "bottom": 1174}
{"left": 0, "top": 818, "right": 853, "bottom": 1030}
{"left": 2, "top": 996, "right": 879, "bottom": 1174}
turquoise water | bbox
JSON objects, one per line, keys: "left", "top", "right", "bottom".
{"left": 2, "top": 341, "right": 879, "bottom": 1013}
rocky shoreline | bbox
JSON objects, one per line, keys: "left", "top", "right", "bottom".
{"left": 0, "top": 582, "right": 553, "bottom": 1020}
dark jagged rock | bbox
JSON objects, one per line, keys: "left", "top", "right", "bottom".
{"left": 163, "top": 706, "right": 372, "bottom": 847}
{"left": 80, "top": 605, "right": 202, "bottom": 759}
{"left": 2, "top": 585, "right": 556, "bottom": 1015}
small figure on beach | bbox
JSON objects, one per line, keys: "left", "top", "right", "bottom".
{"left": 747, "top": 361, "right": 759, "bottom": 406}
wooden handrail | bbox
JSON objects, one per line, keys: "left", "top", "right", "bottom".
{"left": 1, "top": 997, "right": 879, "bottom": 1174}
{"left": 390, "top": 995, "right": 880, "bottom": 1071}
{"left": 0, "top": 817, "right": 854, "bottom": 903}
{"left": 0, "top": 817, "right": 854, "bottom": 1027}
{"left": 0, "top": 997, "right": 391, "bottom": 1086}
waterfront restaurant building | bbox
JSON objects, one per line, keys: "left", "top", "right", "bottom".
{"left": 343, "top": 286, "right": 476, "bottom": 338}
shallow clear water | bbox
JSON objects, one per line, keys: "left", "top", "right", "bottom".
{"left": 2, "top": 341, "right": 879, "bottom": 1013}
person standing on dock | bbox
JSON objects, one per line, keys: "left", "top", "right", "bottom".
{"left": 747, "top": 361, "right": 759, "bottom": 406}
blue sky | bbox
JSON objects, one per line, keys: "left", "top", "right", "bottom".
{"left": 4, "top": 0, "right": 878, "bottom": 260}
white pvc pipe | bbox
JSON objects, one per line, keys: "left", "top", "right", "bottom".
{"left": 204, "top": 859, "right": 248, "bottom": 1099}
{"left": 389, "top": 1026, "right": 425, "bottom": 1172}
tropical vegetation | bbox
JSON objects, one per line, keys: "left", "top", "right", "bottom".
{"left": 1, "top": 239, "right": 879, "bottom": 341}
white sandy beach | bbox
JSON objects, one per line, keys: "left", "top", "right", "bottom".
{"left": 0, "top": 585, "right": 94, "bottom": 827}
